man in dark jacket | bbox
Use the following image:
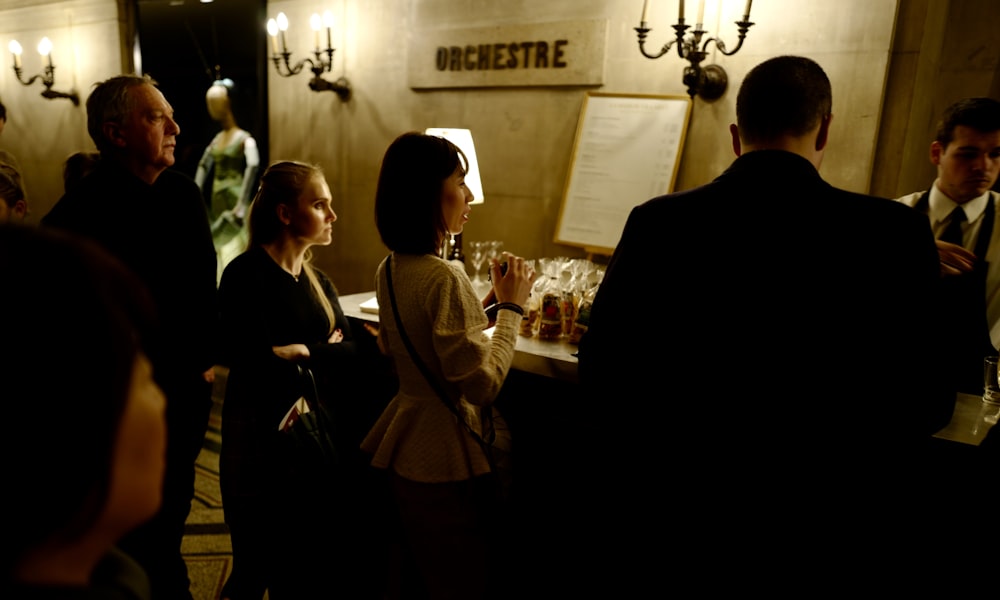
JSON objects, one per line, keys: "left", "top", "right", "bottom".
{"left": 576, "top": 55, "right": 955, "bottom": 589}
{"left": 43, "top": 74, "right": 217, "bottom": 600}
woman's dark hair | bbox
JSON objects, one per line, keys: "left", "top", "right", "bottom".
{"left": 0, "top": 225, "right": 157, "bottom": 571}
{"left": 374, "top": 132, "right": 467, "bottom": 255}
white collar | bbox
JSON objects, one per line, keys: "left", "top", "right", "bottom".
{"left": 928, "top": 182, "right": 990, "bottom": 225}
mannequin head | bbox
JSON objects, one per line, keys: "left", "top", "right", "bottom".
{"left": 205, "top": 83, "right": 233, "bottom": 122}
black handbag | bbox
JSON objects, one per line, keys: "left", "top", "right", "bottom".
{"left": 279, "top": 364, "right": 341, "bottom": 470}
{"left": 384, "top": 254, "right": 512, "bottom": 501}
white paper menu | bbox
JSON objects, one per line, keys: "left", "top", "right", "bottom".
{"left": 555, "top": 93, "right": 691, "bottom": 255}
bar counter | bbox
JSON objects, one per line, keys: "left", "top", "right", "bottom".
{"left": 339, "top": 291, "right": 996, "bottom": 446}
{"left": 338, "top": 291, "right": 580, "bottom": 383}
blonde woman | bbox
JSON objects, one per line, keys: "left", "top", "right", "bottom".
{"left": 218, "top": 161, "right": 384, "bottom": 599}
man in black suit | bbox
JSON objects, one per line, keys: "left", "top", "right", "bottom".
{"left": 575, "top": 55, "right": 956, "bottom": 588}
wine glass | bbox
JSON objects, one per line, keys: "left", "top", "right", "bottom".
{"left": 469, "top": 241, "right": 487, "bottom": 289}
{"left": 486, "top": 240, "right": 503, "bottom": 267}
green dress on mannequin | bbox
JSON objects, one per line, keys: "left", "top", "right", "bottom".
{"left": 195, "top": 79, "right": 260, "bottom": 282}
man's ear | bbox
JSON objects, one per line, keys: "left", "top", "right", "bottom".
{"left": 102, "top": 122, "right": 128, "bottom": 149}
{"left": 729, "top": 123, "right": 742, "bottom": 157}
{"left": 930, "top": 140, "right": 944, "bottom": 166}
{"left": 815, "top": 113, "right": 832, "bottom": 152}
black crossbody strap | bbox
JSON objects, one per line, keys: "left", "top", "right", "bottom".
{"left": 384, "top": 254, "right": 496, "bottom": 456}
{"left": 295, "top": 364, "right": 320, "bottom": 411}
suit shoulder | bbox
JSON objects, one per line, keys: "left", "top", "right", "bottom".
{"left": 836, "top": 189, "right": 925, "bottom": 221}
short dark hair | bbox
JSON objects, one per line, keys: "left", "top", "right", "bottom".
{"left": 934, "top": 97, "right": 1000, "bottom": 147}
{"left": 86, "top": 74, "right": 157, "bottom": 155}
{"left": 0, "top": 225, "right": 157, "bottom": 566}
{"left": 736, "top": 55, "right": 832, "bottom": 146}
{"left": 374, "top": 132, "right": 467, "bottom": 255}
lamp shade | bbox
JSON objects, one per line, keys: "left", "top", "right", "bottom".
{"left": 424, "top": 127, "right": 484, "bottom": 204}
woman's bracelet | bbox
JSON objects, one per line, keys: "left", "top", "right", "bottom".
{"left": 493, "top": 302, "right": 525, "bottom": 316}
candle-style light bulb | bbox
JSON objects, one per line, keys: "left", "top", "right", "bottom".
{"left": 266, "top": 18, "right": 279, "bottom": 55}
{"left": 310, "top": 13, "right": 321, "bottom": 51}
{"left": 276, "top": 12, "right": 289, "bottom": 53}
{"left": 743, "top": 0, "right": 753, "bottom": 20}
{"left": 323, "top": 10, "right": 334, "bottom": 50}
{"left": 696, "top": 0, "right": 705, "bottom": 27}
{"left": 9, "top": 39, "right": 22, "bottom": 69}
{"left": 679, "top": 0, "right": 685, "bottom": 21}
{"left": 640, "top": 0, "right": 650, "bottom": 24}
{"left": 37, "top": 36, "right": 53, "bottom": 68}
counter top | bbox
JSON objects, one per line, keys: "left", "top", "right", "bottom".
{"left": 339, "top": 291, "right": 580, "bottom": 382}
{"left": 933, "top": 393, "right": 998, "bottom": 446}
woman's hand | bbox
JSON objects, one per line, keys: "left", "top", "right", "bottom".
{"left": 489, "top": 252, "right": 536, "bottom": 309}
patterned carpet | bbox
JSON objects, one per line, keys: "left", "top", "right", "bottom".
{"left": 182, "top": 374, "right": 233, "bottom": 600}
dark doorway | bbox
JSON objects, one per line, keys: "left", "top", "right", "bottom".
{"left": 134, "top": 0, "right": 268, "bottom": 181}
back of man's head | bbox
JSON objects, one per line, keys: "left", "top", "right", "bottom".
{"left": 736, "top": 55, "right": 832, "bottom": 146}
{"left": 934, "top": 97, "right": 1000, "bottom": 147}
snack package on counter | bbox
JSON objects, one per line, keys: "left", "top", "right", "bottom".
{"left": 537, "top": 276, "right": 564, "bottom": 340}
{"left": 520, "top": 281, "right": 543, "bottom": 337}
{"left": 560, "top": 288, "right": 577, "bottom": 336}
{"left": 568, "top": 282, "right": 598, "bottom": 344}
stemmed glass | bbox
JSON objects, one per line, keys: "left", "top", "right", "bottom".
{"left": 469, "top": 241, "right": 487, "bottom": 289}
{"left": 486, "top": 240, "right": 503, "bottom": 268}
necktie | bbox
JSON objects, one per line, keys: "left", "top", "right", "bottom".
{"left": 940, "top": 207, "right": 966, "bottom": 246}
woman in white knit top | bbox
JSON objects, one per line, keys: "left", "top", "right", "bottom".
{"left": 362, "top": 131, "right": 535, "bottom": 600}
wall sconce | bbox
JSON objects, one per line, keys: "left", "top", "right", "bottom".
{"left": 266, "top": 10, "right": 351, "bottom": 101}
{"left": 635, "top": 0, "right": 754, "bottom": 101}
{"left": 8, "top": 37, "right": 79, "bottom": 105}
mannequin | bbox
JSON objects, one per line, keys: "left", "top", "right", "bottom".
{"left": 195, "top": 78, "right": 260, "bottom": 281}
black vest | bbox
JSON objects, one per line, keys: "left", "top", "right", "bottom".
{"left": 915, "top": 191, "right": 995, "bottom": 394}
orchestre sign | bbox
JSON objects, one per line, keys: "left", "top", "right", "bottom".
{"left": 408, "top": 20, "right": 608, "bottom": 89}
{"left": 555, "top": 93, "right": 692, "bottom": 255}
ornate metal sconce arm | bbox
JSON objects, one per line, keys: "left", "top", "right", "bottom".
{"left": 634, "top": 22, "right": 691, "bottom": 60}
{"left": 309, "top": 75, "right": 351, "bottom": 100}
{"left": 12, "top": 64, "right": 78, "bottom": 105}
{"left": 13, "top": 66, "right": 47, "bottom": 87}
{"left": 704, "top": 20, "right": 755, "bottom": 56}
{"left": 271, "top": 51, "right": 310, "bottom": 77}
{"left": 41, "top": 88, "right": 79, "bottom": 105}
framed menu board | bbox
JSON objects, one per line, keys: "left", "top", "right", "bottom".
{"left": 554, "top": 92, "right": 691, "bottom": 255}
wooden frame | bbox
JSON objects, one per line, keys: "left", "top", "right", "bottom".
{"left": 554, "top": 92, "right": 692, "bottom": 256}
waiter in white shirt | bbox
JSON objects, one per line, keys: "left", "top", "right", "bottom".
{"left": 897, "top": 97, "right": 1000, "bottom": 394}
